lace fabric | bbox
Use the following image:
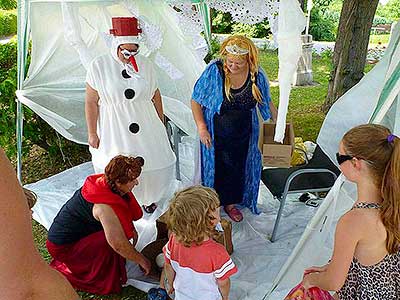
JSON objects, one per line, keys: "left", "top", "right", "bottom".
{"left": 168, "top": 1, "right": 209, "bottom": 59}
{"left": 170, "top": 0, "right": 279, "bottom": 35}
{"left": 207, "top": 0, "right": 279, "bottom": 29}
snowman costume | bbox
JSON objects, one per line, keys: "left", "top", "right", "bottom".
{"left": 86, "top": 17, "right": 176, "bottom": 206}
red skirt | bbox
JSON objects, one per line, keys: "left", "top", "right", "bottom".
{"left": 46, "top": 230, "right": 127, "bottom": 295}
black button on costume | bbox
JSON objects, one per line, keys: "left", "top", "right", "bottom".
{"left": 121, "top": 69, "right": 131, "bottom": 79}
{"left": 129, "top": 123, "right": 140, "bottom": 134}
{"left": 124, "top": 88, "right": 135, "bottom": 99}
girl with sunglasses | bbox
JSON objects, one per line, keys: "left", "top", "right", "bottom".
{"left": 302, "top": 124, "right": 400, "bottom": 299}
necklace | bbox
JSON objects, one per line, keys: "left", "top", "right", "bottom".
{"left": 352, "top": 202, "right": 382, "bottom": 210}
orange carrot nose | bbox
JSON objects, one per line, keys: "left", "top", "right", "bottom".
{"left": 129, "top": 56, "right": 139, "bottom": 73}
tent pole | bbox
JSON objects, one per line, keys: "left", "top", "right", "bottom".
{"left": 16, "top": 0, "right": 29, "bottom": 183}
{"left": 16, "top": 101, "right": 23, "bottom": 182}
{"left": 193, "top": 1, "right": 212, "bottom": 51}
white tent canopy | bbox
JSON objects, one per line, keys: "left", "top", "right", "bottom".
{"left": 16, "top": 0, "right": 400, "bottom": 298}
{"left": 16, "top": 0, "right": 306, "bottom": 180}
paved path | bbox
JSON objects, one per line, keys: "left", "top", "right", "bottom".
{"left": 0, "top": 35, "right": 15, "bottom": 44}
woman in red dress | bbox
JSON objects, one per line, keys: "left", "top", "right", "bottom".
{"left": 46, "top": 155, "right": 151, "bottom": 295}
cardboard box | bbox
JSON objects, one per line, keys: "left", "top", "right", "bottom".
{"left": 259, "top": 122, "right": 295, "bottom": 168}
{"left": 213, "top": 219, "right": 233, "bottom": 255}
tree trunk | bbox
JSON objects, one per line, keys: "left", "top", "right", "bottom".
{"left": 323, "top": 0, "right": 379, "bottom": 113}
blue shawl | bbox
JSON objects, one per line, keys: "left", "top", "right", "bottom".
{"left": 192, "top": 59, "right": 272, "bottom": 213}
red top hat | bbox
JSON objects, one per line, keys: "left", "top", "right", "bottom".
{"left": 110, "top": 17, "right": 142, "bottom": 36}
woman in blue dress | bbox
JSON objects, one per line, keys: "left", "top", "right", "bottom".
{"left": 191, "top": 35, "right": 277, "bottom": 222}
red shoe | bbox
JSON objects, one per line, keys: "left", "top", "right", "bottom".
{"left": 224, "top": 205, "right": 243, "bottom": 222}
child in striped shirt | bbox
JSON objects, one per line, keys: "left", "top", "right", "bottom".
{"left": 162, "top": 186, "right": 237, "bottom": 300}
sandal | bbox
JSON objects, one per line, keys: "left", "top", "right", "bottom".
{"left": 224, "top": 205, "right": 243, "bottom": 222}
{"left": 143, "top": 203, "right": 157, "bottom": 214}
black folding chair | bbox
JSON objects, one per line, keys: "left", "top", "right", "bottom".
{"left": 261, "top": 145, "right": 340, "bottom": 242}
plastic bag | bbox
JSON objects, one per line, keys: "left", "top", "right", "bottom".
{"left": 284, "top": 282, "right": 334, "bottom": 300}
{"left": 291, "top": 137, "right": 308, "bottom": 166}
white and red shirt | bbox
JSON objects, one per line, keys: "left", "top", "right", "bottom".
{"left": 163, "top": 234, "right": 238, "bottom": 300}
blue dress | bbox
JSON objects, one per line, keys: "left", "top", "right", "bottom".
{"left": 192, "top": 59, "right": 272, "bottom": 213}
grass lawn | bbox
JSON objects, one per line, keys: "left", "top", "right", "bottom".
{"left": 29, "top": 49, "right": 376, "bottom": 299}
{"left": 369, "top": 33, "right": 391, "bottom": 45}
{"left": 260, "top": 49, "right": 331, "bottom": 142}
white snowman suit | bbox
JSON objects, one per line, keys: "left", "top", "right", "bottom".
{"left": 86, "top": 38, "right": 176, "bottom": 206}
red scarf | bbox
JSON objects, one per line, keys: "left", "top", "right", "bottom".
{"left": 81, "top": 174, "right": 143, "bottom": 240}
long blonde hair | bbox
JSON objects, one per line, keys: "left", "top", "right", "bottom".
{"left": 342, "top": 124, "right": 400, "bottom": 254}
{"left": 166, "top": 186, "right": 220, "bottom": 247}
{"left": 219, "top": 35, "right": 262, "bottom": 103}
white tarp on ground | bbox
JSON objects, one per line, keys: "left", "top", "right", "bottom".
{"left": 27, "top": 135, "right": 320, "bottom": 299}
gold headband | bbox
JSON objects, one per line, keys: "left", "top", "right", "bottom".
{"left": 225, "top": 44, "right": 249, "bottom": 56}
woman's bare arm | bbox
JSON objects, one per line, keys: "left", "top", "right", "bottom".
{"left": 302, "top": 212, "right": 360, "bottom": 291}
{"left": 85, "top": 84, "right": 100, "bottom": 148}
{"left": 92, "top": 204, "right": 151, "bottom": 274}
{"left": 191, "top": 99, "right": 211, "bottom": 148}
{"left": 0, "top": 148, "right": 79, "bottom": 300}
{"left": 152, "top": 89, "right": 164, "bottom": 123}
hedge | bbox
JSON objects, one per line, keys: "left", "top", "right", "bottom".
{"left": 0, "top": 9, "right": 17, "bottom": 37}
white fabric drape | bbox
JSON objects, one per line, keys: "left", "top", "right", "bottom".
{"left": 17, "top": 0, "right": 205, "bottom": 145}
{"left": 17, "top": 0, "right": 306, "bottom": 146}
{"left": 275, "top": 0, "right": 306, "bottom": 142}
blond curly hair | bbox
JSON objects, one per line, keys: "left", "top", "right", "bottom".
{"left": 219, "top": 35, "right": 262, "bottom": 103}
{"left": 166, "top": 186, "right": 220, "bottom": 247}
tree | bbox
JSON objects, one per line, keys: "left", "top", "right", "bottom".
{"left": 376, "top": 0, "right": 400, "bottom": 21}
{"left": 323, "top": 0, "right": 379, "bottom": 113}
{"left": 0, "top": 0, "right": 16, "bottom": 10}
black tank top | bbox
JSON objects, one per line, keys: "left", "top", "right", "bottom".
{"left": 47, "top": 188, "right": 103, "bottom": 245}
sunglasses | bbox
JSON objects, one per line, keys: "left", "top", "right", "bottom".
{"left": 336, "top": 153, "right": 354, "bottom": 165}
{"left": 119, "top": 47, "right": 140, "bottom": 59}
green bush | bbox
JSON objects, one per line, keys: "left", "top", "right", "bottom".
{"left": 0, "top": 40, "right": 20, "bottom": 156}
{"left": 204, "top": 36, "right": 221, "bottom": 63}
{"left": 309, "top": 8, "right": 337, "bottom": 41}
{"left": 0, "top": 9, "right": 17, "bottom": 36}
{"left": 0, "top": 0, "right": 16, "bottom": 10}
{"left": 373, "top": 16, "right": 392, "bottom": 26}
{"left": 211, "top": 9, "right": 271, "bottom": 39}
{"left": 0, "top": 39, "right": 87, "bottom": 160}
{"left": 0, "top": 34, "right": 16, "bottom": 81}
{"left": 232, "top": 21, "right": 271, "bottom": 39}
{"left": 211, "top": 10, "right": 233, "bottom": 34}
{"left": 376, "top": 0, "right": 400, "bottom": 22}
